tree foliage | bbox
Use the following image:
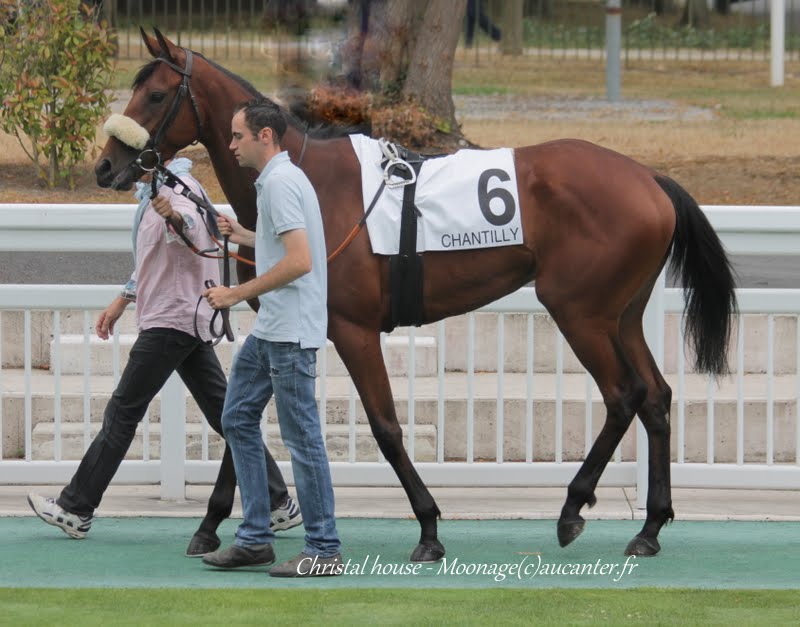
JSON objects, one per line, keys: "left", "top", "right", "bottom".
{"left": 0, "top": 0, "right": 115, "bottom": 188}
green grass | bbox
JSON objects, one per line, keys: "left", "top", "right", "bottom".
{"left": 633, "top": 85, "right": 800, "bottom": 120}
{"left": 452, "top": 85, "right": 511, "bottom": 96}
{"left": 2, "top": 588, "right": 799, "bottom": 625}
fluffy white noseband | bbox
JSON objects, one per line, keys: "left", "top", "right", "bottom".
{"left": 103, "top": 114, "right": 150, "bottom": 150}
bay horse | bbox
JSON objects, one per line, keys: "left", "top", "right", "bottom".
{"left": 95, "top": 28, "right": 736, "bottom": 561}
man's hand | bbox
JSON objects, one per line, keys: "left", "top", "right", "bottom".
{"left": 152, "top": 195, "right": 183, "bottom": 227}
{"left": 152, "top": 196, "right": 175, "bottom": 220}
{"left": 204, "top": 285, "right": 240, "bottom": 310}
{"left": 218, "top": 215, "right": 255, "bottom": 247}
{"left": 95, "top": 296, "right": 130, "bottom": 340}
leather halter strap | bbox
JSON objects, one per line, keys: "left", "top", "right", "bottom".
{"left": 147, "top": 49, "right": 204, "bottom": 150}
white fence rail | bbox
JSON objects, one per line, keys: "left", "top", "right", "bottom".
{"left": 2, "top": 204, "right": 800, "bottom": 500}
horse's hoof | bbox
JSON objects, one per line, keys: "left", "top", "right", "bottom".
{"left": 185, "top": 532, "right": 221, "bottom": 557}
{"left": 557, "top": 516, "right": 586, "bottom": 547}
{"left": 624, "top": 535, "right": 661, "bottom": 557}
{"left": 410, "top": 540, "right": 445, "bottom": 563}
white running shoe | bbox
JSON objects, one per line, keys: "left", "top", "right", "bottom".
{"left": 27, "top": 492, "right": 93, "bottom": 539}
{"left": 270, "top": 495, "right": 303, "bottom": 532}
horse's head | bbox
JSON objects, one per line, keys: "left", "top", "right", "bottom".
{"left": 95, "top": 28, "right": 204, "bottom": 190}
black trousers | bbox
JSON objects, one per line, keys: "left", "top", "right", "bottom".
{"left": 58, "top": 328, "right": 288, "bottom": 516}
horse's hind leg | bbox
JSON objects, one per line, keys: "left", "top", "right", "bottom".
{"left": 330, "top": 317, "right": 444, "bottom": 562}
{"left": 550, "top": 275, "right": 674, "bottom": 556}
{"left": 539, "top": 294, "right": 647, "bottom": 549}
{"left": 559, "top": 331, "right": 646, "bottom": 547}
{"left": 186, "top": 445, "right": 235, "bottom": 556}
{"left": 619, "top": 299, "right": 675, "bottom": 557}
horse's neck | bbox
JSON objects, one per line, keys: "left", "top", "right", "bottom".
{"left": 281, "top": 125, "right": 350, "bottom": 187}
{"left": 199, "top": 106, "right": 330, "bottom": 227}
{"left": 282, "top": 126, "right": 307, "bottom": 170}
{"left": 202, "top": 126, "right": 305, "bottom": 225}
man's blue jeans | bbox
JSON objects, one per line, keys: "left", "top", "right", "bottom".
{"left": 222, "top": 335, "right": 340, "bottom": 556}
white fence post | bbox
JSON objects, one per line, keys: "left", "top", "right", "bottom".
{"left": 159, "top": 372, "right": 186, "bottom": 500}
{"left": 771, "top": 0, "right": 785, "bottom": 87}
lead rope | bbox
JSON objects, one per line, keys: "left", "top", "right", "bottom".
{"left": 194, "top": 234, "right": 234, "bottom": 346}
{"left": 327, "top": 179, "right": 385, "bottom": 264}
{"left": 327, "top": 139, "right": 413, "bottom": 264}
{"left": 148, "top": 171, "right": 233, "bottom": 345}
{"left": 195, "top": 228, "right": 234, "bottom": 346}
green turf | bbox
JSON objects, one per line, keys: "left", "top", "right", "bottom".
{"left": 3, "top": 518, "right": 799, "bottom": 589}
{"left": 2, "top": 588, "right": 799, "bottom": 625}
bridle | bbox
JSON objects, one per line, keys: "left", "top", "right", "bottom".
{"left": 134, "top": 47, "right": 256, "bottom": 267}
{"left": 132, "top": 47, "right": 240, "bottom": 346}
{"left": 146, "top": 49, "right": 204, "bottom": 152}
{"left": 132, "top": 47, "right": 373, "bottom": 268}
{"left": 128, "top": 46, "right": 375, "bottom": 336}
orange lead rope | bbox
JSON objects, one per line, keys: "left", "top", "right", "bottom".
{"left": 327, "top": 179, "right": 387, "bottom": 264}
{"left": 292, "top": 130, "right": 366, "bottom": 265}
{"left": 327, "top": 223, "right": 364, "bottom": 264}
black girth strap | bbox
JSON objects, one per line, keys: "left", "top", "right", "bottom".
{"left": 389, "top": 160, "right": 425, "bottom": 329}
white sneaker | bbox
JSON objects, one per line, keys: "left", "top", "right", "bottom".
{"left": 27, "top": 492, "right": 93, "bottom": 539}
{"left": 270, "top": 495, "right": 303, "bottom": 532}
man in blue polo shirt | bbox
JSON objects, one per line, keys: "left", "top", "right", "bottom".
{"left": 201, "top": 99, "right": 341, "bottom": 577}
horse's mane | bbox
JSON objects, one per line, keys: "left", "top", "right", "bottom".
{"left": 132, "top": 52, "right": 366, "bottom": 140}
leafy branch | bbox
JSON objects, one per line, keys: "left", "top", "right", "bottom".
{"left": 0, "top": 0, "right": 115, "bottom": 188}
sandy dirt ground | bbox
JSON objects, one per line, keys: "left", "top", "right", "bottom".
{"left": 2, "top": 129, "right": 797, "bottom": 208}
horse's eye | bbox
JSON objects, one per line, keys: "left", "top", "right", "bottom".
{"left": 150, "top": 92, "right": 166, "bottom": 103}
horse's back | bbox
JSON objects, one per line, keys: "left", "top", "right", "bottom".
{"left": 515, "top": 138, "right": 675, "bottom": 243}
{"left": 517, "top": 138, "right": 661, "bottom": 197}
{"left": 513, "top": 138, "right": 677, "bottom": 304}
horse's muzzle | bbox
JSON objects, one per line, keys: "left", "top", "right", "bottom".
{"left": 94, "top": 158, "right": 136, "bottom": 190}
{"left": 94, "top": 158, "right": 115, "bottom": 188}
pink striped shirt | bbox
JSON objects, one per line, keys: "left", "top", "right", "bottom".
{"left": 134, "top": 179, "right": 220, "bottom": 341}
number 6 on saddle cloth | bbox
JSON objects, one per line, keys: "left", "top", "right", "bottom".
{"left": 138, "top": 148, "right": 235, "bottom": 346}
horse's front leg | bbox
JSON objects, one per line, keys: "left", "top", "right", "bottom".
{"left": 330, "top": 318, "right": 445, "bottom": 562}
{"left": 186, "top": 258, "right": 257, "bottom": 556}
{"left": 186, "top": 445, "right": 236, "bottom": 556}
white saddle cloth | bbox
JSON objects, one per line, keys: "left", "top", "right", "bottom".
{"left": 349, "top": 134, "right": 523, "bottom": 255}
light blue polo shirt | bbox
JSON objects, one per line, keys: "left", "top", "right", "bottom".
{"left": 252, "top": 151, "right": 327, "bottom": 349}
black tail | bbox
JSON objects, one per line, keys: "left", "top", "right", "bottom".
{"left": 656, "top": 175, "right": 738, "bottom": 375}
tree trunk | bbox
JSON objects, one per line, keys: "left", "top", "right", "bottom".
{"left": 500, "top": 0, "right": 523, "bottom": 56}
{"left": 340, "top": 0, "right": 411, "bottom": 92}
{"left": 714, "top": 0, "right": 731, "bottom": 15}
{"left": 98, "top": 0, "right": 119, "bottom": 57}
{"left": 653, "top": 0, "right": 677, "bottom": 15}
{"left": 48, "top": 145, "right": 57, "bottom": 188}
{"left": 378, "top": 0, "right": 422, "bottom": 94}
{"left": 401, "top": 0, "right": 467, "bottom": 132}
{"left": 680, "top": 0, "right": 711, "bottom": 27}
{"left": 330, "top": 0, "right": 468, "bottom": 148}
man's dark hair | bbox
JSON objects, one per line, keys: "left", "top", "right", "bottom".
{"left": 234, "top": 98, "right": 287, "bottom": 145}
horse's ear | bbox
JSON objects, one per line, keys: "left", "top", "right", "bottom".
{"left": 140, "top": 27, "right": 160, "bottom": 59}
{"left": 153, "top": 27, "right": 177, "bottom": 63}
